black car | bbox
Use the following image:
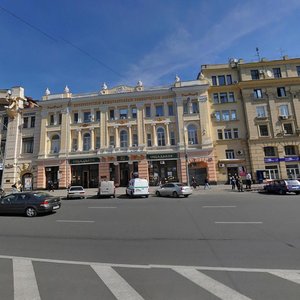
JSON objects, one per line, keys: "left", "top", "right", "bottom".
{"left": 0, "top": 192, "right": 61, "bottom": 217}
{"left": 263, "top": 179, "right": 300, "bottom": 195}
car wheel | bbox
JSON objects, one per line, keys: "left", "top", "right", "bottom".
{"left": 25, "top": 207, "right": 37, "bottom": 217}
{"left": 295, "top": 192, "right": 300, "bottom": 195}
{"left": 184, "top": 195, "right": 189, "bottom": 198}
{"left": 145, "top": 195, "right": 149, "bottom": 198}
{"left": 130, "top": 191, "right": 134, "bottom": 198}
{"left": 172, "top": 191, "right": 179, "bottom": 198}
{"left": 279, "top": 189, "right": 286, "bottom": 195}
{"left": 156, "top": 191, "right": 161, "bottom": 197}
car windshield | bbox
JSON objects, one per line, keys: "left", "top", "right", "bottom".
{"left": 70, "top": 187, "right": 84, "bottom": 191}
{"left": 32, "top": 192, "right": 51, "bottom": 198}
{"left": 286, "top": 180, "right": 300, "bottom": 185}
{"left": 175, "top": 184, "right": 183, "bottom": 187}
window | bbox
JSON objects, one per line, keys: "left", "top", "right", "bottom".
{"left": 297, "top": 66, "right": 300, "bottom": 77}
{"left": 23, "top": 117, "right": 29, "bottom": 128}
{"left": 83, "top": 133, "right": 91, "bottom": 151}
{"left": 96, "top": 111, "right": 101, "bottom": 121}
{"left": 222, "top": 110, "right": 230, "bottom": 121}
{"left": 31, "top": 116, "right": 35, "bottom": 128}
{"left": 170, "top": 131, "right": 176, "bottom": 145}
{"left": 228, "top": 92, "right": 235, "bottom": 102}
{"left": 265, "top": 166, "right": 279, "bottom": 180}
{"left": 220, "top": 93, "right": 228, "bottom": 103}
{"left": 256, "top": 106, "right": 266, "bottom": 118}
{"left": 283, "top": 123, "right": 293, "bottom": 135}
{"left": 1, "top": 139, "right": 6, "bottom": 154}
{"left": 284, "top": 146, "right": 296, "bottom": 156}
{"left": 155, "top": 105, "right": 164, "bottom": 117}
{"left": 217, "top": 129, "right": 223, "bottom": 139}
{"left": 131, "top": 107, "right": 137, "bottom": 119}
{"left": 74, "top": 113, "right": 78, "bottom": 123}
{"left": 132, "top": 134, "right": 138, "bottom": 146}
{"left": 72, "top": 138, "right": 78, "bottom": 151}
{"left": 119, "top": 108, "right": 128, "bottom": 119}
{"left": 259, "top": 125, "right": 269, "bottom": 136}
{"left": 225, "top": 149, "right": 235, "bottom": 159}
{"left": 120, "top": 130, "right": 128, "bottom": 147}
{"left": 212, "top": 76, "right": 217, "bottom": 86}
{"left": 109, "top": 136, "right": 114, "bottom": 147}
{"left": 157, "top": 128, "right": 165, "bottom": 146}
{"left": 51, "top": 135, "right": 60, "bottom": 153}
{"left": 218, "top": 75, "right": 226, "bottom": 86}
{"left": 264, "top": 147, "right": 276, "bottom": 156}
{"left": 286, "top": 164, "right": 300, "bottom": 179}
{"left": 147, "top": 133, "right": 152, "bottom": 147}
{"left": 58, "top": 113, "right": 62, "bottom": 125}
{"left": 254, "top": 89, "right": 263, "bottom": 99}
{"left": 168, "top": 104, "right": 174, "bottom": 116}
{"left": 83, "top": 112, "right": 92, "bottom": 123}
{"left": 251, "top": 69, "right": 260, "bottom": 80}
{"left": 187, "top": 124, "right": 198, "bottom": 144}
{"left": 50, "top": 114, "right": 54, "bottom": 125}
{"left": 3, "top": 116, "right": 8, "bottom": 130}
{"left": 213, "top": 93, "right": 219, "bottom": 104}
{"left": 192, "top": 102, "right": 199, "bottom": 113}
{"left": 22, "top": 137, "right": 34, "bottom": 153}
{"left": 214, "top": 111, "right": 221, "bottom": 121}
{"left": 273, "top": 68, "right": 282, "bottom": 78}
{"left": 277, "top": 87, "right": 286, "bottom": 97}
{"left": 145, "top": 106, "right": 151, "bottom": 118}
{"left": 231, "top": 110, "right": 237, "bottom": 120}
{"left": 279, "top": 105, "right": 289, "bottom": 116}
{"left": 109, "top": 109, "right": 115, "bottom": 120}
{"left": 233, "top": 128, "right": 239, "bottom": 139}
{"left": 226, "top": 75, "right": 232, "bottom": 85}
{"left": 224, "top": 129, "right": 232, "bottom": 139}
{"left": 96, "top": 136, "right": 100, "bottom": 149}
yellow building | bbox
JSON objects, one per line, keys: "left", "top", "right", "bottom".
{"left": 36, "top": 79, "right": 217, "bottom": 189}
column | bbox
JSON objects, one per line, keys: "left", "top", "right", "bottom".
{"left": 90, "top": 128, "right": 95, "bottom": 150}
{"left": 136, "top": 103, "right": 144, "bottom": 146}
{"left": 165, "top": 122, "right": 170, "bottom": 146}
{"left": 114, "top": 125, "right": 120, "bottom": 147}
{"left": 100, "top": 108, "right": 107, "bottom": 148}
{"left": 152, "top": 123, "right": 157, "bottom": 146}
{"left": 128, "top": 125, "right": 132, "bottom": 147}
{"left": 77, "top": 129, "right": 82, "bottom": 151}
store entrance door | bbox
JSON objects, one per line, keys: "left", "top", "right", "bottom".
{"left": 120, "top": 163, "right": 129, "bottom": 187}
{"left": 83, "top": 171, "right": 89, "bottom": 188}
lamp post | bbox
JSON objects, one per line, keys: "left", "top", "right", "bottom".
{"left": 183, "top": 125, "right": 190, "bottom": 186}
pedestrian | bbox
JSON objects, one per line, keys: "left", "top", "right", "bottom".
{"left": 246, "top": 173, "right": 252, "bottom": 190}
{"left": 191, "top": 177, "right": 197, "bottom": 189}
{"left": 237, "top": 177, "right": 244, "bottom": 192}
{"left": 48, "top": 180, "right": 54, "bottom": 192}
{"left": 230, "top": 176, "right": 236, "bottom": 190}
{"left": 11, "top": 184, "right": 18, "bottom": 193}
{"left": 204, "top": 177, "right": 210, "bottom": 189}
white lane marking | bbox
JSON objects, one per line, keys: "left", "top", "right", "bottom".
{"left": 13, "top": 258, "right": 41, "bottom": 300}
{"left": 203, "top": 206, "right": 236, "bottom": 208}
{"left": 2, "top": 255, "right": 300, "bottom": 274}
{"left": 56, "top": 220, "right": 95, "bottom": 223}
{"left": 173, "top": 267, "right": 251, "bottom": 300}
{"left": 88, "top": 207, "right": 117, "bottom": 209}
{"left": 91, "top": 265, "right": 144, "bottom": 300}
{"left": 269, "top": 271, "right": 300, "bottom": 285}
{"left": 215, "top": 222, "right": 263, "bottom": 224}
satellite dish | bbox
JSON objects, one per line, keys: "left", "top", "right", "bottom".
{"left": 266, "top": 70, "right": 273, "bottom": 78}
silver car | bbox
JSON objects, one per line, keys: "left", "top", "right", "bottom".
{"left": 155, "top": 183, "right": 193, "bottom": 198}
{"left": 67, "top": 186, "right": 86, "bottom": 199}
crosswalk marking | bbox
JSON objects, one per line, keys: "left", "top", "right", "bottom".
{"left": 269, "top": 270, "right": 300, "bottom": 285}
{"left": 173, "top": 267, "right": 251, "bottom": 300}
{"left": 91, "top": 265, "right": 144, "bottom": 300}
{"left": 13, "top": 258, "right": 41, "bottom": 300}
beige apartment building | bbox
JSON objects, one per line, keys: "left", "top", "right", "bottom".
{"left": 200, "top": 56, "right": 300, "bottom": 183}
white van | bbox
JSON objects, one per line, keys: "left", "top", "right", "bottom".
{"left": 126, "top": 178, "right": 149, "bottom": 198}
{"left": 97, "top": 181, "right": 115, "bottom": 198}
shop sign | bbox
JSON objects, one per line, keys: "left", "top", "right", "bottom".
{"left": 264, "top": 157, "right": 300, "bottom": 163}
{"left": 147, "top": 153, "right": 178, "bottom": 160}
{"left": 284, "top": 156, "right": 300, "bottom": 162}
{"left": 264, "top": 158, "right": 279, "bottom": 163}
{"left": 69, "top": 157, "right": 100, "bottom": 164}
{"left": 117, "top": 156, "right": 129, "bottom": 161}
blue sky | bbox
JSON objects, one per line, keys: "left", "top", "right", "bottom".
{"left": 1, "top": 0, "right": 300, "bottom": 99}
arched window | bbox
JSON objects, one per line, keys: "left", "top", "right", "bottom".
{"left": 120, "top": 130, "right": 128, "bottom": 148}
{"left": 51, "top": 135, "right": 60, "bottom": 153}
{"left": 83, "top": 132, "right": 91, "bottom": 151}
{"left": 157, "top": 127, "right": 165, "bottom": 146}
{"left": 187, "top": 124, "right": 198, "bottom": 144}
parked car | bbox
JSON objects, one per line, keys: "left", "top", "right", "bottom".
{"left": 97, "top": 181, "right": 115, "bottom": 198}
{"left": 0, "top": 192, "right": 61, "bottom": 217}
{"left": 126, "top": 178, "right": 149, "bottom": 198}
{"left": 67, "top": 186, "right": 86, "bottom": 199}
{"left": 155, "top": 183, "right": 193, "bottom": 197}
{"left": 263, "top": 179, "right": 300, "bottom": 195}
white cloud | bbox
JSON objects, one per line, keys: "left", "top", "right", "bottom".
{"left": 123, "top": 0, "right": 300, "bottom": 86}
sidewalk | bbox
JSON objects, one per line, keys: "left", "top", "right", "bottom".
{"left": 38, "top": 184, "right": 264, "bottom": 198}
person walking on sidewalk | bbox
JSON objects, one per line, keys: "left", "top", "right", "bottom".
{"left": 191, "top": 177, "right": 197, "bottom": 189}
{"left": 204, "top": 177, "right": 210, "bottom": 190}
{"left": 246, "top": 173, "right": 252, "bottom": 190}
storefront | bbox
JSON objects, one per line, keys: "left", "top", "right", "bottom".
{"left": 147, "top": 153, "right": 178, "bottom": 186}
{"left": 45, "top": 166, "right": 59, "bottom": 189}
{"left": 69, "top": 158, "right": 99, "bottom": 188}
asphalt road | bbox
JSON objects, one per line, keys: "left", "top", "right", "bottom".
{"left": 1, "top": 190, "right": 300, "bottom": 299}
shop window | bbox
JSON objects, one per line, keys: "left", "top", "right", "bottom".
{"left": 225, "top": 149, "right": 235, "bottom": 159}
{"left": 284, "top": 145, "right": 296, "bottom": 156}
{"left": 22, "top": 137, "right": 34, "bottom": 153}
{"left": 83, "top": 133, "right": 91, "bottom": 151}
{"left": 286, "top": 165, "right": 300, "bottom": 179}
{"left": 51, "top": 135, "right": 60, "bottom": 153}
{"left": 265, "top": 166, "right": 279, "bottom": 179}
{"left": 187, "top": 124, "right": 198, "bottom": 144}
{"left": 157, "top": 128, "right": 166, "bottom": 146}
{"left": 120, "top": 130, "right": 128, "bottom": 147}
{"left": 264, "top": 146, "right": 276, "bottom": 157}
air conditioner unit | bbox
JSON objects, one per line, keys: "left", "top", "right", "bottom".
{"left": 237, "top": 150, "right": 244, "bottom": 155}
{"left": 280, "top": 115, "right": 288, "bottom": 120}
{"left": 218, "top": 163, "right": 225, "bottom": 168}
